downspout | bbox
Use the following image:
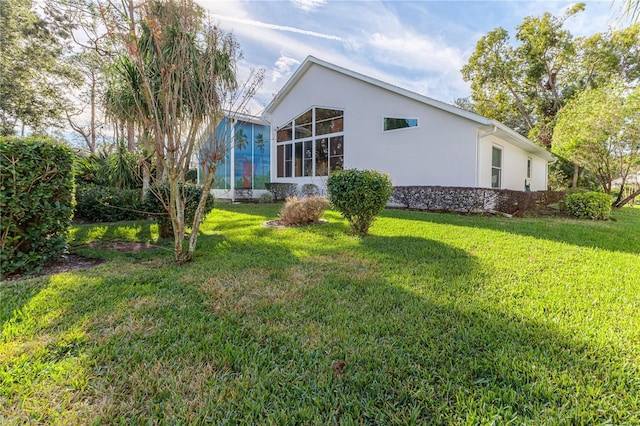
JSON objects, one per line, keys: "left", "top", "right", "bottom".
{"left": 477, "top": 125, "right": 498, "bottom": 187}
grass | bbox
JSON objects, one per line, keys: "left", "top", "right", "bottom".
{"left": 1, "top": 204, "right": 639, "bottom": 424}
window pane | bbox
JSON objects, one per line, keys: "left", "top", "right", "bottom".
{"left": 296, "top": 109, "right": 313, "bottom": 125}
{"left": 316, "top": 108, "right": 342, "bottom": 121}
{"left": 384, "top": 117, "right": 418, "bottom": 131}
{"left": 277, "top": 123, "right": 292, "bottom": 142}
{"left": 304, "top": 141, "right": 313, "bottom": 177}
{"left": 277, "top": 145, "right": 284, "bottom": 178}
{"left": 527, "top": 158, "right": 532, "bottom": 179}
{"left": 330, "top": 136, "right": 343, "bottom": 156}
{"left": 330, "top": 136, "right": 344, "bottom": 172}
{"left": 294, "top": 142, "right": 303, "bottom": 177}
{"left": 492, "top": 147, "right": 501, "bottom": 168}
{"left": 491, "top": 168, "right": 501, "bottom": 189}
{"left": 285, "top": 144, "right": 292, "bottom": 177}
{"left": 315, "top": 138, "right": 328, "bottom": 176}
{"left": 295, "top": 123, "right": 312, "bottom": 139}
{"left": 317, "top": 116, "right": 343, "bottom": 135}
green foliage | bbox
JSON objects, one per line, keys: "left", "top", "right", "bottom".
{"left": 279, "top": 196, "right": 329, "bottom": 225}
{"left": 265, "top": 182, "right": 298, "bottom": 201}
{"left": 327, "top": 169, "right": 393, "bottom": 235}
{"left": 553, "top": 83, "right": 640, "bottom": 204}
{"left": 0, "top": 136, "right": 74, "bottom": 276}
{"left": 185, "top": 168, "right": 198, "bottom": 183}
{"left": 145, "top": 183, "right": 214, "bottom": 238}
{"left": 565, "top": 191, "right": 612, "bottom": 219}
{"left": 75, "top": 184, "right": 146, "bottom": 223}
{"left": 258, "top": 192, "right": 274, "bottom": 203}
{"left": 0, "top": 0, "right": 80, "bottom": 134}
{"left": 74, "top": 145, "right": 142, "bottom": 189}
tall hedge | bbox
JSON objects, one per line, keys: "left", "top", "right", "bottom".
{"left": 1, "top": 136, "right": 75, "bottom": 276}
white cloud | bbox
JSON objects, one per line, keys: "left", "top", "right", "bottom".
{"left": 291, "top": 0, "right": 327, "bottom": 13}
{"left": 272, "top": 55, "right": 301, "bottom": 83}
{"left": 208, "top": 13, "right": 342, "bottom": 41}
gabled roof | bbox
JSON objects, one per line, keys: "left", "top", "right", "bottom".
{"left": 265, "top": 56, "right": 555, "bottom": 162}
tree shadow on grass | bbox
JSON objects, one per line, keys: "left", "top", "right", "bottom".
{"left": 380, "top": 208, "right": 640, "bottom": 255}
{"left": 2, "top": 232, "right": 637, "bottom": 424}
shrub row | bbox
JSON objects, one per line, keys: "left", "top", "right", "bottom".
{"left": 1, "top": 137, "right": 74, "bottom": 276}
{"left": 75, "top": 184, "right": 147, "bottom": 222}
{"left": 391, "top": 186, "right": 566, "bottom": 216}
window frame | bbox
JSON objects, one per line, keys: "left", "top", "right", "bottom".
{"left": 526, "top": 157, "right": 532, "bottom": 180}
{"left": 491, "top": 146, "right": 502, "bottom": 189}
{"left": 275, "top": 106, "right": 345, "bottom": 178}
{"left": 382, "top": 116, "right": 419, "bottom": 132}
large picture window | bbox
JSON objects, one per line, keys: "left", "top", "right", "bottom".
{"left": 276, "top": 107, "right": 344, "bottom": 178}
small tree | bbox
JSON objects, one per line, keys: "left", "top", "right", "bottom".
{"left": 101, "top": 0, "right": 262, "bottom": 263}
{"left": 327, "top": 169, "right": 393, "bottom": 236}
{"left": 553, "top": 83, "right": 640, "bottom": 208}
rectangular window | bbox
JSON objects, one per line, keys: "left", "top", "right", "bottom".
{"left": 527, "top": 157, "right": 532, "bottom": 179}
{"left": 384, "top": 117, "right": 418, "bottom": 131}
{"left": 491, "top": 146, "right": 502, "bottom": 189}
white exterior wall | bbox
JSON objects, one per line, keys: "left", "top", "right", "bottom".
{"left": 268, "top": 65, "right": 478, "bottom": 190}
{"left": 268, "top": 63, "right": 550, "bottom": 192}
{"left": 478, "top": 134, "right": 548, "bottom": 191}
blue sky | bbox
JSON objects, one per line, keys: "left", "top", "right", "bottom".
{"left": 195, "top": 0, "right": 632, "bottom": 114}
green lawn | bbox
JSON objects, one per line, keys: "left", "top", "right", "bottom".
{"left": 2, "top": 205, "right": 639, "bottom": 424}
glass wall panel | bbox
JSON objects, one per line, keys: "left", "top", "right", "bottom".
{"left": 315, "top": 138, "right": 328, "bottom": 176}
{"left": 234, "top": 123, "right": 253, "bottom": 189}
{"left": 284, "top": 144, "right": 292, "bottom": 177}
{"left": 330, "top": 136, "right": 344, "bottom": 172}
{"left": 277, "top": 123, "right": 292, "bottom": 142}
{"left": 253, "top": 127, "right": 270, "bottom": 189}
{"left": 277, "top": 145, "right": 284, "bottom": 178}
{"left": 303, "top": 141, "right": 313, "bottom": 176}
{"left": 294, "top": 142, "right": 303, "bottom": 177}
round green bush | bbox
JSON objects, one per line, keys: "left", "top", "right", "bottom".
{"left": 145, "top": 182, "right": 215, "bottom": 238}
{"left": 565, "top": 191, "right": 611, "bottom": 220}
{"left": 1, "top": 136, "right": 75, "bottom": 276}
{"left": 327, "top": 169, "right": 393, "bottom": 235}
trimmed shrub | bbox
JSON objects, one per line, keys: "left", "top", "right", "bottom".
{"left": 1, "top": 136, "right": 74, "bottom": 276}
{"left": 265, "top": 182, "right": 297, "bottom": 201}
{"left": 185, "top": 168, "right": 198, "bottom": 183}
{"left": 300, "top": 183, "right": 320, "bottom": 197}
{"left": 145, "top": 183, "right": 215, "bottom": 238}
{"left": 258, "top": 192, "right": 274, "bottom": 203}
{"left": 565, "top": 191, "right": 611, "bottom": 220}
{"left": 75, "top": 184, "right": 147, "bottom": 222}
{"left": 327, "top": 169, "right": 393, "bottom": 235}
{"left": 279, "top": 196, "right": 329, "bottom": 226}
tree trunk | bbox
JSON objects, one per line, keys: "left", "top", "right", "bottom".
{"left": 127, "top": 121, "right": 135, "bottom": 152}
{"left": 572, "top": 163, "right": 580, "bottom": 188}
{"left": 90, "top": 73, "right": 97, "bottom": 154}
{"left": 185, "top": 165, "right": 217, "bottom": 261}
{"left": 141, "top": 158, "right": 151, "bottom": 200}
{"left": 613, "top": 188, "right": 640, "bottom": 209}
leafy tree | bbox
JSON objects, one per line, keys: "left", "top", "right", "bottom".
{"left": 553, "top": 83, "right": 640, "bottom": 207}
{"left": 0, "top": 0, "right": 80, "bottom": 134}
{"left": 101, "top": 0, "right": 262, "bottom": 264}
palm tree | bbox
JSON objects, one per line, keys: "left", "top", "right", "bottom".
{"left": 234, "top": 128, "right": 249, "bottom": 151}
{"left": 254, "top": 132, "right": 266, "bottom": 177}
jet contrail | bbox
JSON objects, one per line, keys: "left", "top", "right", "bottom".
{"left": 209, "top": 14, "right": 343, "bottom": 42}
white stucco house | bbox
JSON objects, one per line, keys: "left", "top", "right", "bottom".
{"left": 264, "top": 56, "right": 555, "bottom": 193}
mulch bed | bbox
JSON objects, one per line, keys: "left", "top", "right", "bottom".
{"left": 261, "top": 219, "right": 328, "bottom": 228}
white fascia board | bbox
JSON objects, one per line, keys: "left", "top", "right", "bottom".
{"left": 485, "top": 121, "right": 556, "bottom": 162}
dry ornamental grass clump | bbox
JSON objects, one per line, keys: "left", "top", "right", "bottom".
{"left": 279, "top": 196, "right": 329, "bottom": 225}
